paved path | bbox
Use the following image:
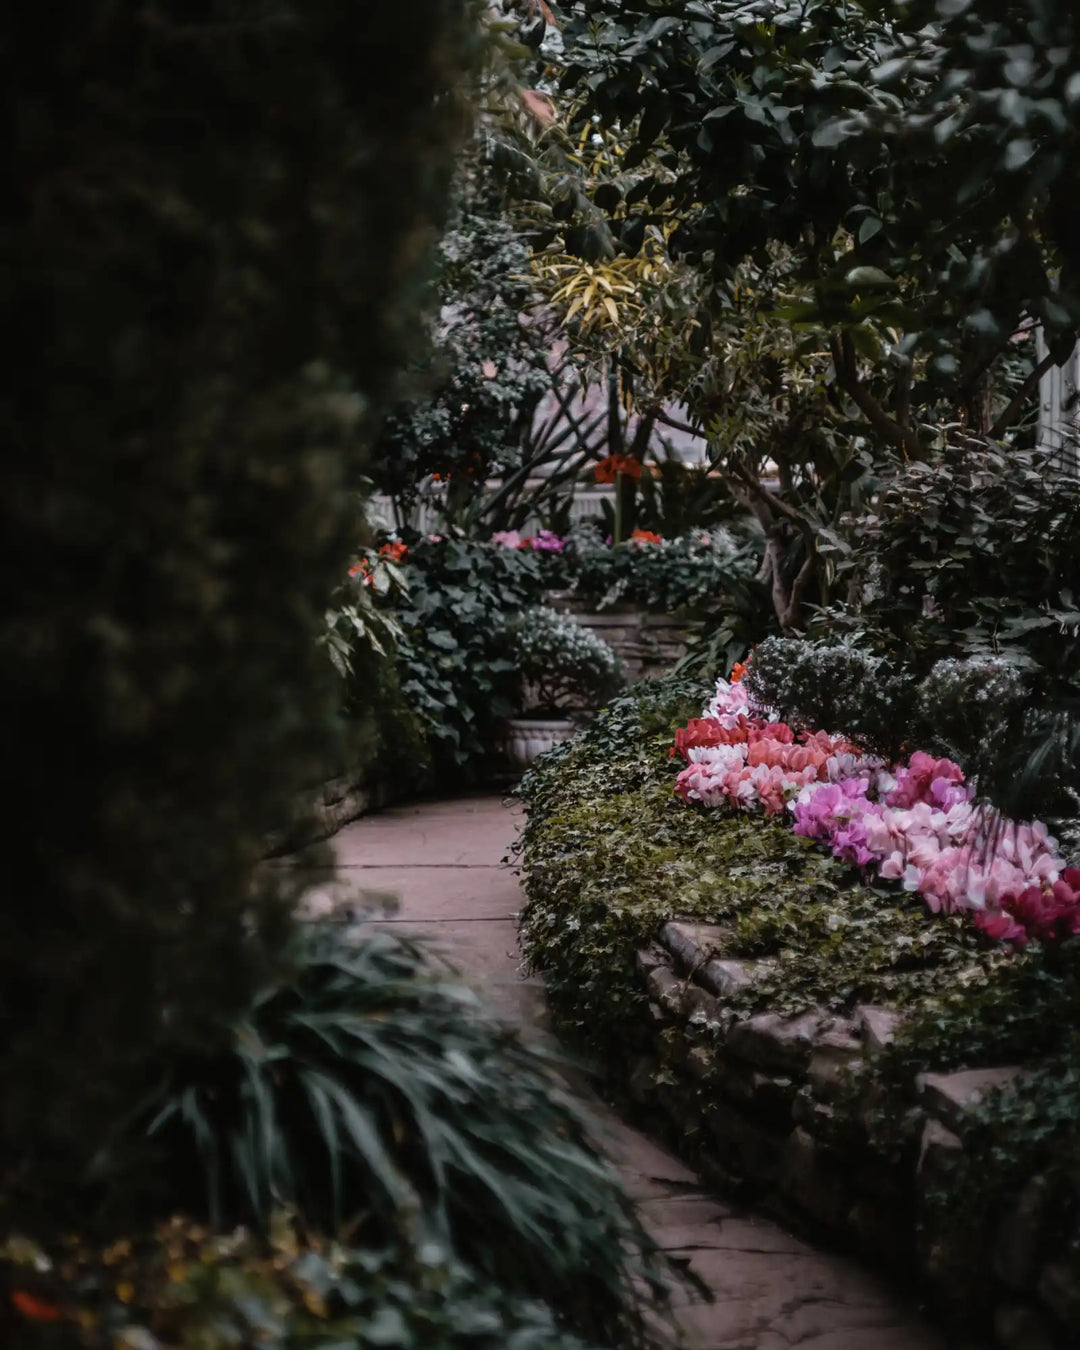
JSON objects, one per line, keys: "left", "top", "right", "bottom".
{"left": 294, "top": 794, "right": 958, "bottom": 1350}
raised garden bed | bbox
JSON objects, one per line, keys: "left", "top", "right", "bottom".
{"left": 517, "top": 675, "right": 1080, "bottom": 1350}
{"left": 546, "top": 591, "right": 702, "bottom": 683}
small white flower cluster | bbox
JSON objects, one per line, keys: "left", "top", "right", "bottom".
{"left": 514, "top": 607, "right": 621, "bottom": 686}
{"left": 916, "top": 655, "right": 1028, "bottom": 721}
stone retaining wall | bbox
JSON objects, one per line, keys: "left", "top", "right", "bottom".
{"left": 628, "top": 920, "right": 1074, "bottom": 1350}
{"left": 267, "top": 774, "right": 401, "bottom": 854}
{"left": 546, "top": 592, "right": 702, "bottom": 683}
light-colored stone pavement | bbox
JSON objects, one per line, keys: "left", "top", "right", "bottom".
{"left": 289, "top": 794, "right": 961, "bottom": 1350}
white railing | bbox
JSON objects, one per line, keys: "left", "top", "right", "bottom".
{"left": 367, "top": 484, "right": 616, "bottom": 538}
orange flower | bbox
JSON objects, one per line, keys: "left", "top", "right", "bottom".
{"left": 630, "top": 529, "right": 662, "bottom": 544}
{"left": 347, "top": 558, "right": 372, "bottom": 579}
{"left": 378, "top": 541, "right": 410, "bottom": 563}
{"left": 12, "top": 1290, "right": 62, "bottom": 1321}
{"left": 730, "top": 661, "right": 749, "bottom": 683}
{"left": 594, "top": 454, "right": 643, "bottom": 484}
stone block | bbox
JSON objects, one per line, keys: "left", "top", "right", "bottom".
{"left": 628, "top": 1055, "right": 659, "bottom": 1105}
{"left": 726, "top": 1011, "right": 822, "bottom": 1074}
{"left": 683, "top": 983, "right": 722, "bottom": 1026}
{"left": 848, "top": 1198, "right": 910, "bottom": 1265}
{"left": 807, "top": 1026, "right": 864, "bottom": 1101}
{"left": 721, "top": 1062, "right": 796, "bottom": 1126}
{"left": 777, "top": 1126, "right": 851, "bottom": 1231}
{"left": 1037, "top": 1258, "right": 1080, "bottom": 1334}
{"left": 634, "top": 946, "right": 669, "bottom": 978}
{"left": 994, "top": 1175, "right": 1052, "bottom": 1293}
{"left": 704, "top": 1100, "right": 784, "bottom": 1183}
{"left": 659, "top": 919, "right": 727, "bottom": 970}
{"left": 916, "top": 1066, "right": 1021, "bottom": 1134}
{"left": 685, "top": 1045, "right": 718, "bottom": 1082}
{"left": 645, "top": 964, "right": 682, "bottom": 1015}
{"left": 792, "top": 1084, "right": 836, "bottom": 1135}
{"left": 699, "top": 956, "right": 755, "bottom": 998}
{"left": 855, "top": 1004, "right": 904, "bottom": 1052}
{"left": 916, "top": 1117, "right": 963, "bottom": 1193}
{"left": 994, "top": 1300, "right": 1060, "bottom": 1350}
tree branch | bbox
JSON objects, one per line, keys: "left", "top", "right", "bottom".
{"left": 780, "top": 546, "right": 816, "bottom": 632}
{"left": 653, "top": 406, "right": 703, "bottom": 438}
{"left": 727, "top": 458, "right": 806, "bottom": 526}
{"left": 987, "top": 347, "right": 1058, "bottom": 441}
{"left": 830, "top": 332, "right": 923, "bottom": 459}
{"left": 896, "top": 357, "right": 912, "bottom": 430}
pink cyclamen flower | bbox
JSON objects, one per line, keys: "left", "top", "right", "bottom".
{"left": 529, "top": 529, "right": 565, "bottom": 552}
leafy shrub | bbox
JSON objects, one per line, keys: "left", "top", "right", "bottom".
{"left": 504, "top": 606, "right": 623, "bottom": 714}
{"left": 561, "top": 523, "right": 762, "bottom": 614}
{"left": 392, "top": 538, "right": 548, "bottom": 772}
{"left": 746, "top": 635, "right": 915, "bottom": 756}
{"left": 0, "top": 0, "right": 478, "bottom": 1208}
{"left": 370, "top": 162, "right": 554, "bottom": 525}
{"left": 107, "top": 924, "right": 674, "bottom": 1348}
{"left": 314, "top": 556, "right": 433, "bottom": 798}
{"left": 1, "top": 1217, "right": 605, "bottom": 1349}
{"left": 755, "top": 445, "right": 1080, "bottom": 817}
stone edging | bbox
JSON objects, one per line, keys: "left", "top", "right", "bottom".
{"left": 628, "top": 920, "right": 1074, "bottom": 1350}
{"left": 266, "top": 775, "right": 402, "bottom": 855}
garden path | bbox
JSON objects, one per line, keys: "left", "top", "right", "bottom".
{"left": 297, "top": 794, "right": 958, "bottom": 1350}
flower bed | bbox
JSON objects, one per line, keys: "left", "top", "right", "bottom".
{"left": 517, "top": 675, "right": 1080, "bottom": 1348}
{"left": 674, "top": 668, "right": 1080, "bottom": 947}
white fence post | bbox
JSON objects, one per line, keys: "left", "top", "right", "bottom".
{"left": 1036, "top": 330, "right": 1080, "bottom": 468}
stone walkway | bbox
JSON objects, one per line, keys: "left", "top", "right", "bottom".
{"left": 295, "top": 794, "right": 960, "bottom": 1350}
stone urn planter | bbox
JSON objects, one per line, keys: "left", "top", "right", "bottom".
{"left": 504, "top": 716, "right": 577, "bottom": 769}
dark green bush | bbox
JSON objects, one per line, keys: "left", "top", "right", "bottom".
{"left": 0, "top": 0, "right": 478, "bottom": 1209}
{"left": 750, "top": 444, "right": 1080, "bottom": 818}
{"left": 561, "top": 525, "right": 763, "bottom": 615}
{"left": 370, "top": 169, "right": 553, "bottom": 524}
{"left": 1, "top": 1217, "right": 605, "bottom": 1349}
{"left": 107, "top": 925, "right": 676, "bottom": 1348}
{"left": 393, "top": 539, "right": 549, "bottom": 773}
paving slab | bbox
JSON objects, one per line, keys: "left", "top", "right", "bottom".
{"left": 319, "top": 795, "right": 523, "bottom": 869}
{"left": 314, "top": 794, "right": 954, "bottom": 1350}
{"left": 298, "top": 865, "right": 522, "bottom": 922}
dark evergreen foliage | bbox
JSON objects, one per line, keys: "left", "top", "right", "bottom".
{"left": 0, "top": 0, "right": 478, "bottom": 1209}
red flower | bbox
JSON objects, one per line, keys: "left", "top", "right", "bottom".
{"left": 730, "top": 660, "right": 749, "bottom": 683}
{"left": 630, "top": 529, "right": 662, "bottom": 544}
{"left": 12, "top": 1291, "right": 62, "bottom": 1322}
{"left": 594, "top": 454, "right": 643, "bottom": 484}
{"left": 671, "top": 717, "right": 749, "bottom": 760}
{"left": 379, "top": 541, "right": 410, "bottom": 563}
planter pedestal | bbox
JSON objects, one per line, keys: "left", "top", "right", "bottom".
{"left": 504, "top": 717, "right": 577, "bottom": 769}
